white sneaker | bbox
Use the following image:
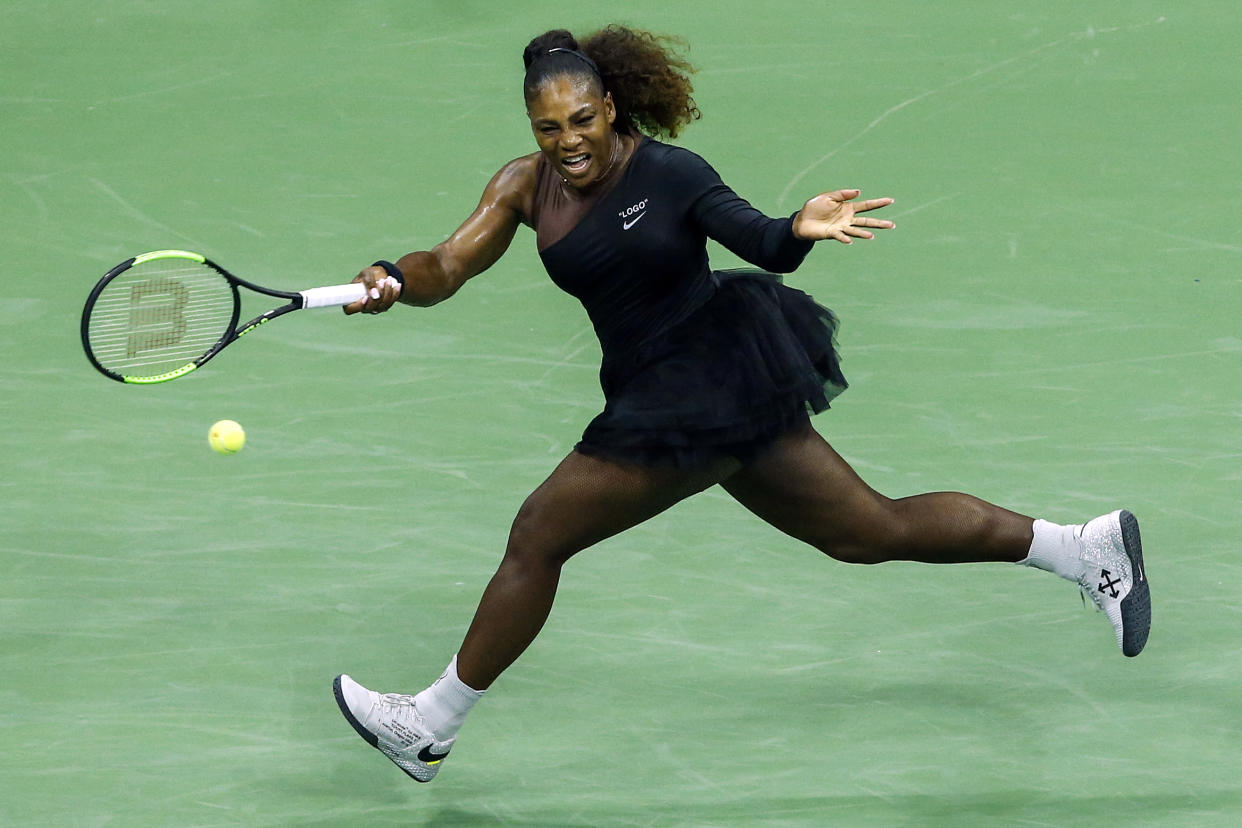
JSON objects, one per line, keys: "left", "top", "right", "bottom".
{"left": 333, "top": 674, "right": 454, "bottom": 782}
{"left": 1077, "top": 510, "right": 1151, "bottom": 656}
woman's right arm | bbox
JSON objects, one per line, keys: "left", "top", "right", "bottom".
{"left": 345, "top": 155, "right": 537, "bottom": 314}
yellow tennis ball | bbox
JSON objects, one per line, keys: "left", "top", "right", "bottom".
{"left": 209, "top": 419, "right": 246, "bottom": 455}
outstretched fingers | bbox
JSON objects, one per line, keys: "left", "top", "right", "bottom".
{"left": 832, "top": 212, "right": 896, "bottom": 243}
{"left": 851, "top": 214, "right": 896, "bottom": 234}
{"left": 843, "top": 199, "right": 896, "bottom": 242}
{"left": 853, "top": 196, "right": 895, "bottom": 213}
{"left": 795, "top": 189, "right": 897, "bottom": 243}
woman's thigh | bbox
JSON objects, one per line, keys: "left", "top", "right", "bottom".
{"left": 506, "top": 449, "right": 742, "bottom": 565}
{"left": 722, "top": 421, "right": 1032, "bottom": 563}
{"left": 720, "top": 420, "right": 896, "bottom": 557}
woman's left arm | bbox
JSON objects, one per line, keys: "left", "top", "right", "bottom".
{"left": 690, "top": 170, "right": 893, "bottom": 271}
{"left": 680, "top": 146, "right": 894, "bottom": 270}
{"left": 692, "top": 187, "right": 816, "bottom": 274}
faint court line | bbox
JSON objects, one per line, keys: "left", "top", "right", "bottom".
{"left": 88, "top": 176, "right": 202, "bottom": 246}
{"left": 534, "top": 326, "right": 596, "bottom": 384}
{"left": 971, "top": 346, "right": 1241, "bottom": 378}
{"left": 91, "top": 72, "right": 233, "bottom": 105}
{"left": 777, "top": 18, "right": 1167, "bottom": 211}
{"left": 9, "top": 175, "right": 50, "bottom": 223}
{"left": 887, "top": 193, "right": 960, "bottom": 220}
{"left": 778, "top": 88, "right": 935, "bottom": 211}
{"left": 1065, "top": 206, "right": 1242, "bottom": 255}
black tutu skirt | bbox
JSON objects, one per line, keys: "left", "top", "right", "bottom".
{"left": 577, "top": 269, "right": 847, "bottom": 468}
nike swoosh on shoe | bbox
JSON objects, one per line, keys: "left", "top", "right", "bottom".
{"left": 418, "top": 744, "right": 450, "bottom": 763}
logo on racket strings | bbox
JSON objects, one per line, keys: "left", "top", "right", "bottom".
{"left": 126, "top": 278, "right": 189, "bottom": 358}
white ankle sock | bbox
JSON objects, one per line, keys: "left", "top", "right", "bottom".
{"left": 413, "top": 655, "right": 484, "bottom": 741}
{"left": 1019, "top": 519, "right": 1085, "bottom": 581}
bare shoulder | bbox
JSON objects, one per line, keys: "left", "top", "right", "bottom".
{"left": 485, "top": 153, "right": 541, "bottom": 224}
{"left": 494, "top": 153, "right": 541, "bottom": 186}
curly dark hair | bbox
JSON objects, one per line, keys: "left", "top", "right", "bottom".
{"left": 522, "top": 25, "right": 700, "bottom": 139}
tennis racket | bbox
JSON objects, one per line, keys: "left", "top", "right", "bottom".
{"left": 81, "top": 249, "right": 401, "bottom": 384}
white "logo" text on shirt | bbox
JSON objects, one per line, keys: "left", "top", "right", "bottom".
{"left": 619, "top": 199, "right": 648, "bottom": 230}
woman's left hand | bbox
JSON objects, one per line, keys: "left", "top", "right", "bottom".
{"left": 792, "top": 189, "right": 895, "bottom": 244}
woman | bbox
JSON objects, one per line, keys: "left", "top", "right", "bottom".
{"left": 332, "top": 26, "right": 1150, "bottom": 783}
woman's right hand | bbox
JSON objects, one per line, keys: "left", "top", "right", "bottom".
{"left": 343, "top": 265, "right": 404, "bottom": 315}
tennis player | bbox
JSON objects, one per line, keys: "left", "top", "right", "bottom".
{"left": 332, "top": 25, "right": 1151, "bottom": 782}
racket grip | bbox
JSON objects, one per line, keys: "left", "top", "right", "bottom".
{"left": 300, "top": 283, "right": 368, "bottom": 309}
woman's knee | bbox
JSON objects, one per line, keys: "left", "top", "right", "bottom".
{"left": 503, "top": 494, "right": 580, "bottom": 571}
{"left": 811, "top": 496, "right": 912, "bottom": 565}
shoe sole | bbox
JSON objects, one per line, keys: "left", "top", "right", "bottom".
{"left": 333, "top": 676, "right": 380, "bottom": 747}
{"left": 1117, "top": 511, "right": 1151, "bottom": 657}
{"left": 332, "top": 675, "right": 434, "bottom": 783}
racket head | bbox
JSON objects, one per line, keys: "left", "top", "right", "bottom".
{"left": 81, "top": 250, "right": 241, "bottom": 384}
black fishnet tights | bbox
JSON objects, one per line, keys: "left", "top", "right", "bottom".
{"left": 455, "top": 423, "right": 1033, "bottom": 689}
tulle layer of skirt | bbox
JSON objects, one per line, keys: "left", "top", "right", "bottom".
{"left": 577, "top": 269, "right": 847, "bottom": 468}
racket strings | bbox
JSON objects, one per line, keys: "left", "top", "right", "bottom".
{"left": 86, "top": 261, "right": 236, "bottom": 377}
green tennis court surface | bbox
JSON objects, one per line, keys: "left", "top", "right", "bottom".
{"left": 4, "top": 1, "right": 1238, "bottom": 824}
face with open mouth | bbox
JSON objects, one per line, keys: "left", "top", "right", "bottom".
{"left": 527, "top": 75, "right": 618, "bottom": 190}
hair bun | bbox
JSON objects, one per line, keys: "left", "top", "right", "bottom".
{"left": 522, "top": 29, "right": 579, "bottom": 70}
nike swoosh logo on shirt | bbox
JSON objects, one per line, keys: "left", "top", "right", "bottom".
{"left": 623, "top": 211, "right": 647, "bottom": 230}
